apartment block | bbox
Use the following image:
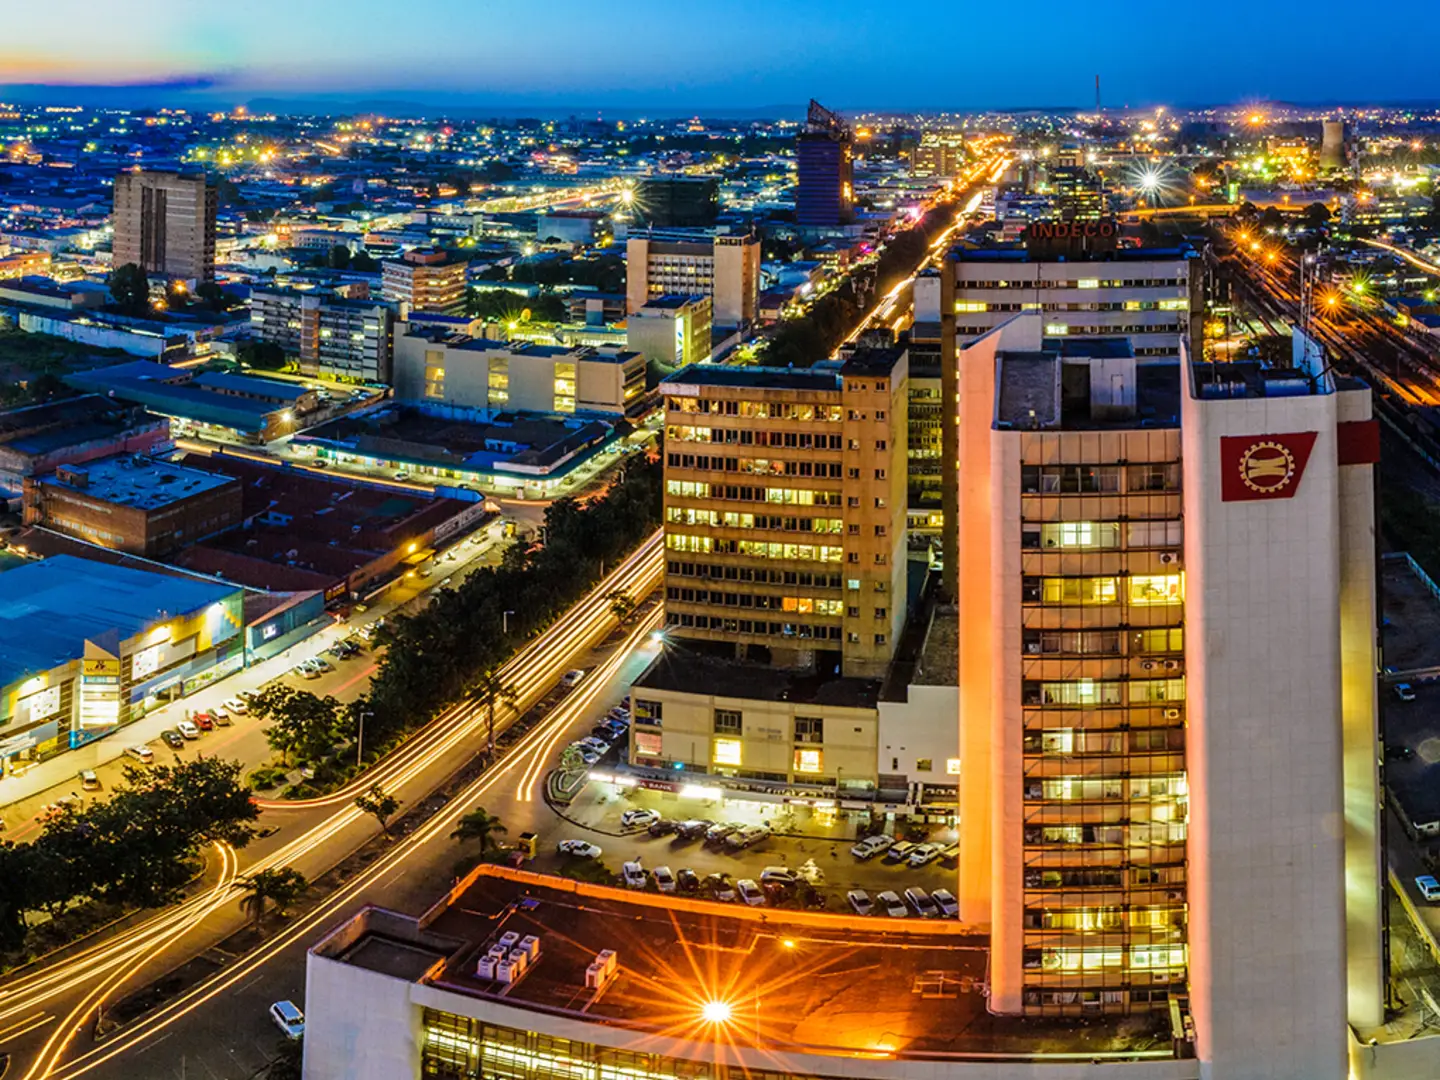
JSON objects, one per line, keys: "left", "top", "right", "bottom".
{"left": 625, "top": 231, "right": 760, "bottom": 330}
{"left": 111, "top": 170, "right": 217, "bottom": 283}
{"left": 250, "top": 287, "right": 395, "bottom": 383}
{"left": 381, "top": 248, "right": 466, "bottom": 314}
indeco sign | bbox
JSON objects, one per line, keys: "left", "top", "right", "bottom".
{"left": 1023, "top": 220, "right": 1120, "bottom": 256}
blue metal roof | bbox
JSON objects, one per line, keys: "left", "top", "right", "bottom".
{"left": 0, "top": 555, "right": 238, "bottom": 689}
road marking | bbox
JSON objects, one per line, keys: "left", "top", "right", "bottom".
{"left": 0, "top": 1012, "right": 54, "bottom": 1044}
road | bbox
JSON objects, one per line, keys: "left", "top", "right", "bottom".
{"left": 0, "top": 534, "right": 665, "bottom": 1080}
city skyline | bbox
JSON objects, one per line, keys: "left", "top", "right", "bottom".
{"left": 4, "top": 0, "right": 1437, "bottom": 113}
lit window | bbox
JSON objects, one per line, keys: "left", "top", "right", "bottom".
{"left": 793, "top": 748, "right": 822, "bottom": 774}
{"left": 713, "top": 738, "right": 742, "bottom": 766}
{"left": 1077, "top": 278, "right": 1099, "bottom": 289}
{"left": 1129, "top": 574, "right": 1184, "bottom": 605}
{"left": 1044, "top": 323, "right": 1069, "bottom": 335}
{"left": 946, "top": 758, "right": 961, "bottom": 775}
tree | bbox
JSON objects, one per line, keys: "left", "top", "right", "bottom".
{"left": 238, "top": 340, "right": 288, "bottom": 371}
{"left": 450, "top": 808, "right": 507, "bottom": 856}
{"left": 355, "top": 783, "right": 400, "bottom": 836}
{"left": 239, "top": 867, "right": 308, "bottom": 925}
{"left": 468, "top": 669, "right": 518, "bottom": 759}
{"left": 1303, "top": 201, "right": 1333, "bottom": 228}
{"left": 251, "top": 686, "right": 343, "bottom": 765}
{"left": 351, "top": 249, "right": 378, "bottom": 272}
{"left": 194, "top": 282, "right": 227, "bottom": 310}
{"left": 109, "top": 263, "right": 150, "bottom": 316}
{"left": 607, "top": 589, "right": 636, "bottom": 624}
{"left": 327, "top": 244, "right": 352, "bottom": 270}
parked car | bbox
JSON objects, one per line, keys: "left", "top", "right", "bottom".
{"left": 725, "top": 824, "right": 771, "bottom": 851}
{"left": 736, "top": 879, "right": 765, "bottom": 906}
{"left": 675, "top": 819, "right": 714, "bottom": 840}
{"left": 269, "top": 1000, "right": 305, "bottom": 1040}
{"left": 850, "top": 834, "right": 893, "bottom": 860}
{"left": 908, "top": 843, "right": 944, "bottom": 868}
{"left": 224, "top": 697, "right": 249, "bottom": 714}
{"left": 622, "top": 861, "right": 647, "bottom": 889}
{"left": 193, "top": 713, "right": 214, "bottom": 732}
{"left": 883, "top": 841, "right": 917, "bottom": 864}
{"left": 78, "top": 769, "right": 101, "bottom": 790}
{"left": 847, "top": 889, "right": 874, "bottom": 916}
{"left": 161, "top": 730, "right": 185, "bottom": 750}
{"left": 176, "top": 720, "right": 200, "bottom": 740}
{"left": 653, "top": 866, "right": 677, "bottom": 893}
{"left": 236, "top": 689, "right": 258, "bottom": 704}
{"left": 706, "top": 822, "right": 743, "bottom": 846}
{"left": 560, "top": 669, "right": 586, "bottom": 688}
{"left": 904, "top": 887, "right": 939, "bottom": 918}
{"left": 647, "top": 818, "right": 679, "bottom": 838}
{"left": 557, "top": 840, "right": 603, "bottom": 859}
{"left": 876, "top": 890, "right": 908, "bottom": 918}
{"left": 1419, "top": 876, "right": 1440, "bottom": 902}
{"left": 125, "top": 744, "right": 154, "bottom": 764}
{"left": 703, "top": 873, "right": 737, "bottom": 902}
{"left": 760, "top": 866, "right": 798, "bottom": 887}
{"left": 576, "top": 737, "right": 611, "bottom": 754}
{"left": 310, "top": 656, "right": 333, "bottom": 673}
{"left": 1395, "top": 683, "right": 1417, "bottom": 702}
{"left": 210, "top": 706, "right": 232, "bottom": 726}
{"left": 394, "top": 471, "right": 410, "bottom": 481}
{"left": 677, "top": 868, "right": 701, "bottom": 894}
{"left": 295, "top": 663, "right": 320, "bottom": 680}
{"left": 931, "top": 888, "right": 960, "bottom": 917}
{"left": 568, "top": 746, "right": 602, "bottom": 766}
{"left": 621, "top": 809, "right": 660, "bottom": 829}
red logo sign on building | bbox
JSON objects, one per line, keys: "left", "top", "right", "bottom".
{"left": 1220, "top": 432, "right": 1319, "bottom": 502}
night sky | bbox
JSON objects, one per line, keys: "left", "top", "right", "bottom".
{"left": 2, "top": 0, "right": 1434, "bottom": 111}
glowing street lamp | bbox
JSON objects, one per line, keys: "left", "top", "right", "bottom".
{"left": 701, "top": 1000, "right": 733, "bottom": 1024}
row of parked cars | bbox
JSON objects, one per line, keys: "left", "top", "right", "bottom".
{"left": 566, "top": 703, "right": 630, "bottom": 766}
{"left": 620, "top": 809, "right": 774, "bottom": 852}
{"left": 122, "top": 693, "right": 253, "bottom": 762}
{"left": 849, "top": 833, "right": 959, "bottom": 868}
{"left": 846, "top": 886, "right": 959, "bottom": 919}
{"left": 618, "top": 858, "right": 793, "bottom": 907}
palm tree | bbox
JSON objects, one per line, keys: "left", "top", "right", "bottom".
{"left": 238, "top": 867, "right": 308, "bottom": 925}
{"left": 607, "top": 589, "right": 636, "bottom": 624}
{"left": 451, "top": 808, "right": 507, "bottom": 857}
{"left": 470, "top": 669, "right": 519, "bottom": 759}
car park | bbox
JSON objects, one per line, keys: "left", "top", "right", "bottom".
{"left": 904, "top": 887, "right": 939, "bottom": 918}
{"left": 850, "top": 834, "right": 893, "bottom": 860}
{"left": 162, "top": 730, "right": 186, "bottom": 750}
{"left": 703, "top": 873, "right": 737, "bottom": 901}
{"left": 193, "top": 713, "right": 214, "bottom": 731}
{"left": 557, "top": 840, "right": 603, "bottom": 859}
{"left": 931, "top": 888, "right": 959, "bottom": 917}
{"left": 876, "top": 890, "right": 908, "bottom": 917}
{"left": 908, "top": 843, "right": 943, "bottom": 868}
{"left": 736, "top": 879, "right": 765, "bottom": 906}
{"left": 847, "top": 889, "right": 874, "bottom": 915}
{"left": 653, "top": 866, "right": 677, "bottom": 893}
{"left": 270, "top": 1000, "right": 305, "bottom": 1040}
{"left": 622, "top": 861, "right": 647, "bottom": 889}
{"left": 621, "top": 809, "right": 660, "bottom": 829}
{"left": 647, "top": 818, "right": 679, "bottom": 837}
{"left": 883, "top": 841, "right": 917, "bottom": 864}
{"left": 677, "top": 868, "right": 700, "bottom": 894}
{"left": 675, "top": 819, "right": 714, "bottom": 840}
{"left": 176, "top": 720, "right": 200, "bottom": 740}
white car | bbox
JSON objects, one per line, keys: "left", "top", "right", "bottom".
{"left": 850, "top": 834, "right": 892, "bottom": 860}
{"left": 176, "top": 720, "right": 200, "bottom": 740}
{"left": 622, "top": 861, "right": 647, "bottom": 889}
{"left": 1418, "top": 875, "right": 1440, "bottom": 902}
{"left": 125, "top": 745, "right": 154, "bottom": 764}
{"left": 561, "top": 669, "right": 586, "bottom": 688}
{"left": 269, "top": 1000, "right": 305, "bottom": 1040}
{"left": 223, "top": 698, "right": 248, "bottom": 714}
{"left": 759, "top": 866, "right": 797, "bottom": 887}
{"left": 876, "top": 890, "right": 908, "bottom": 918}
{"left": 653, "top": 866, "right": 677, "bottom": 893}
{"left": 295, "top": 663, "right": 320, "bottom": 680}
{"left": 620, "top": 809, "right": 660, "bottom": 829}
{"left": 557, "top": 840, "right": 603, "bottom": 859}
{"left": 847, "top": 889, "right": 873, "bottom": 916}
{"left": 576, "top": 736, "right": 610, "bottom": 753}
{"left": 907, "top": 843, "right": 944, "bottom": 868}
{"left": 931, "top": 888, "right": 960, "bottom": 917}
{"left": 736, "top": 878, "right": 765, "bottom": 906}
{"left": 310, "top": 656, "right": 333, "bottom": 673}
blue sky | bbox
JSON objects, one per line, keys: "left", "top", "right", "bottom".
{"left": 2, "top": 0, "right": 1434, "bottom": 111}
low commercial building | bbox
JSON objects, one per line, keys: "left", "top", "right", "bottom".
{"left": 23, "top": 452, "right": 242, "bottom": 558}
{"left": 0, "top": 395, "right": 169, "bottom": 498}
{"left": 393, "top": 325, "right": 645, "bottom": 417}
{"left": 0, "top": 554, "right": 243, "bottom": 775}
{"left": 625, "top": 294, "right": 712, "bottom": 370}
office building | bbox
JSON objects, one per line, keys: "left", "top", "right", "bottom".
{"left": 1049, "top": 166, "right": 1105, "bottom": 221}
{"left": 251, "top": 288, "right": 395, "bottom": 383}
{"left": 250, "top": 287, "right": 320, "bottom": 361}
{"left": 911, "top": 129, "right": 967, "bottom": 178}
{"left": 626, "top": 231, "right": 760, "bottom": 330}
{"left": 0, "top": 555, "right": 243, "bottom": 773}
{"left": 634, "top": 176, "right": 720, "bottom": 227}
{"left": 23, "top": 452, "right": 242, "bottom": 557}
{"left": 393, "top": 325, "right": 645, "bottom": 417}
{"left": 951, "top": 313, "right": 1380, "bottom": 1075}
{"left": 915, "top": 235, "right": 1202, "bottom": 359}
{"left": 625, "top": 294, "right": 712, "bottom": 370}
{"left": 657, "top": 349, "right": 910, "bottom": 679}
{"left": 111, "top": 170, "right": 217, "bottom": 283}
{"left": 795, "top": 99, "right": 854, "bottom": 228}
{"left": 381, "top": 248, "right": 467, "bottom": 314}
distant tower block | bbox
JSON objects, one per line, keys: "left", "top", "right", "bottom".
{"left": 1320, "top": 120, "right": 1347, "bottom": 171}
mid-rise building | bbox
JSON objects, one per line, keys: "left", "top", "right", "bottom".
{"left": 911, "top": 129, "right": 968, "bottom": 178}
{"left": 625, "top": 294, "right": 712, "bottom": 370}
{"left": 795, "top": 99, "right": 854, "bottom": 228}
{"left": 658, "top": 349, "right": 909, "bottom": 679}
{"left": 625, "top": 231, "right": 760, "bottom": 330}
{"left": 634, "top": 175, "right": 720, "bottom": 227}
{"left": 952, "top": 313, "right": 1381, "bottom": 1075}
{"left": 393, "top": 325, "right": 645, "bottom": 417}
{"left": 381, "top": 248, "right": 466, "bottom": 314}
{"left": 111, "top": 170, "right": 217, "bottom": 283}
{"left": 23, "top": 452, "right": 241, "bottom": 557}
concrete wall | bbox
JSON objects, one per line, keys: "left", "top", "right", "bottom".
{"left": 877, "top": 684, "right": 960, "bottom": 785}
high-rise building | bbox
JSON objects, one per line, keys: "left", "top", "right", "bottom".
{"left": 795, "top": 99, "right": 854, "bottom": 228}
{"left": 625, "top": 231, "right": 760, "bottom": 330}
{"left": 625, "top": 294, "right": 712, "bottom": 370}
{"left": 952, "top": 313, "right": 1381, "bottom": 1074}
{"left": 634, "top": 176, "right": 720, "bottom": 228}
{"left": 657, "top": 349, "right": 909, "bottom": 679}
{"left": 111, "top": 170, "right": 217, "bottom": 283}
{"left": 911, "top": 129, "right": 968, "bottom": 178}
{"left": 1320, "top": 119, "right": 1348, "bottom": 171}
{"left": 381, "top": 248, "right": 467, "bottom": 314}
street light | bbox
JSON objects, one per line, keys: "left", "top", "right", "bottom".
{"left": 701, "top": 1000, "right": 732, "bottom": 1024}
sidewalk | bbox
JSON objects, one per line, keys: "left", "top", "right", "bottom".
{"left": 0, "top": 520, "right": 506, "bottom": 811}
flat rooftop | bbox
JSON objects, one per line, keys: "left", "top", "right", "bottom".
{"left": 634, "top": 648, "right": 881, "bottom": 709}
{"left": 326, "top": 871, "right": 1175, "bottom": 1061}
{"left": 67, "top": 362, "right": 288, "bottom": 434}
{"left": 0, "top": 553, "right": 237, "bottom": 687}
{"left": 995, "top": 351, "right": 1180, "bottom": 431}
{"left": 0, "top": 395, "right": 158, "bottom": 458}
{"left": 949, "top": 244, "right": 1195, "bottom": 264}
{"left": 37, "top": 452, "right": 235, "bottom": 510}
{"left": 662, "top": 364, "right": 839, "bottom": 394}
{"left": 1190, "top": 360, "right": 1324, "bottom": 400}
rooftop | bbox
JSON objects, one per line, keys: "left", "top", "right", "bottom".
{"left": 66, "top": 363, "right": 292, "bottom": 434}
{"left": 949, "top": 244, "right": 1195, "bottom": 265}
{"left": 36, "top": 453, "right": 235, "bottom": 510}
{"left": 0, "top": 554, "right": 237, "bottom": 688}
{"left": 634, "top": 648, "right": 881, "bottom": 710}
{"left": 0, "top": 395, "right": 160, "bottom": 459}
{"left": 662, "top": 364, "right": 840, "bottom": 394}
{"left": 839, "top": 345, "right": 907, "bottom": 378}
{"left": 636, "top": 294, "right": 707, "bottom": 312}
{"left": 1190, "top": 360, "right": 1323, "bottom": 400}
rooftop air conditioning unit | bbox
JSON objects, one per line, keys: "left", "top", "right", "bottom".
{"left": 1159, "top": 553, "right": 1179, "bottom": 565}
{"left": 1141, "top": 661, "right": 1156, "bottom": 671}
{"left": 1163, "top": 708, "right": 1180, "bottom": 720}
